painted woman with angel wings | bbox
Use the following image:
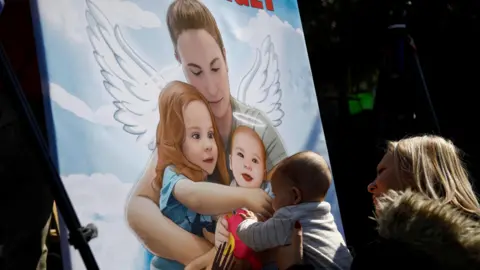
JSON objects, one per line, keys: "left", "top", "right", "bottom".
{"left": 86, "top": 0, "right": 287, "bottom": 267}
{"left": 133, "top": 0, "right": 287, "bottom": 266}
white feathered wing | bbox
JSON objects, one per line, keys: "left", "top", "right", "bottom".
{"left": 85, "top": 0, "right": 181, "bottom": 151}
{"left": 236, "top": 35, "right": 284, "bottom": 127}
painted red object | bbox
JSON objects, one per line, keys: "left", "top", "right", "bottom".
{"left": 225, "top": 209, "right": 262, "bottom": 270}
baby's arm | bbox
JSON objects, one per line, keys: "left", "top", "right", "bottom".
{"left": 185, "top": 247, "right": 216, "bottom": 270}
{"left": 237, "top": 208, "right": 294, "bottom": 251}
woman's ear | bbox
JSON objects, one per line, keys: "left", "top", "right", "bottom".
{"left": 292, "top": 187, "right": 302, "bottom": 205}
{"left": 229, "top": 154, "right": 233, "bottom": 171}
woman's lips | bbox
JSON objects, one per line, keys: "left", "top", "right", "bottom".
{"left": 209, "top": 97, "right": 223, "bottom": 104}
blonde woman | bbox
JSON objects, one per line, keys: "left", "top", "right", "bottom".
{"left": 368, "top": 135, "right": 480, "bottom": 216}
{"left": 350, "top": 135, "right": 480, "bottom": 270}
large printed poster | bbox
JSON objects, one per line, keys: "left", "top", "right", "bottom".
{"left": 33, "top": 0, "right": 345, "bottom": 269}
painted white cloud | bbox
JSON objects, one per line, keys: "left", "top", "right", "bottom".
{"left": 38, "top": 0, "right": 85, "bottom": 42}
{"left": 159, "top": 63, "right": 187, "bottom": 83}
{"left": 312, "top": 125, "right": 330, "bottom": 164}
{"left": 234, "top": 10, "right": 304, "bottom": 49}
{"left": 94, "top": 0, "right": 162, "bottom": 30}
{"left": 38, "top": 0, "right": 161, "bottom": 43}
{"left": 62, "top": 173, "right": 142, "bottom": 270}
{"left": 49, "top": 82, "right": 118, "bottom": 127}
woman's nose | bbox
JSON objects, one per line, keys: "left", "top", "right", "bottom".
{"left": 204, "top": 76, "right": 217, "bottom": 96}
{"left": 367, "top": 181, "right": 377, "bottom": 193}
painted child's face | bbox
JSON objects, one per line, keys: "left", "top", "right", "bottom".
{"left": 182, "top": 100, "right": 218, "bottom": 175}
{"left": 229, "top": 131, "right": 265, "bottom": 188}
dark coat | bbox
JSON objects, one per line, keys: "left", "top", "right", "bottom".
{"left": 351, "top": 190, "right": 480, "bottom": 270}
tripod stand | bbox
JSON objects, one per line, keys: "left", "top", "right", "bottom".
{"left": 374, "top": 0, "right": 441, "bottom": 140}
{"left": 0, "top": 43, "right": 100, "bottom": 270}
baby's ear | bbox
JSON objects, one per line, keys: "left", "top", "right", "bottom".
{"left": 229, "top": 154, "right": 233, "bottom": 169}
{"left": 292, "top": 187, "right": 302, "bottom": 205}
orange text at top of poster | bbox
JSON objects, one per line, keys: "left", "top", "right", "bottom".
{"left": 227, "top": 0, "right": 275, "bottom": 12}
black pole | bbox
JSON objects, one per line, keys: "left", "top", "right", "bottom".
{"left": 0, "top": 43, "right": 100, "bottom": 270}
{"left": 374, "top": 0, "right": 441, "bottom": 140}
{"left": 408, "top": 35, "right": 442, "bottom": 135}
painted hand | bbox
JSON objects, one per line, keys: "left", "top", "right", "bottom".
{"left": 202, "top": 228, "right": 215, "bottom": 245}
{"left": 185, "top": 247, "right": 216, "bottom": 270}
{"left": 215, "top": 216, "right": 230, "bottom": 249}
{"left": 245, "top": 188, "right": 274, "bottom": 218}
{"left": 211, "top": 242, "right": 236, "bottom": 270}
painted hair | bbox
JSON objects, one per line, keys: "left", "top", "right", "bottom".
{"left": 387, "top": 135, "right": 480, "bottom": 215}
{"left": 166, "top": 0, "right": 226, "bottom": 60}
{"left": 154, "top": 81, "right": 229, "bottom": 188}
{"left": 230, "top": 126, "right": 267, "bottom": 179}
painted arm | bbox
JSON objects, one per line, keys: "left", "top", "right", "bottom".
{"left": 173, "top": 179, "right": 259, "bottom": 215}
{"left": 184, "top": 247, "right": 216, "bottom": 270}
{"left": 125, "top": 151, "right": 212, "bottom": 264}
{"left": 236, "top": 210, "right": 293, "bottom": 252}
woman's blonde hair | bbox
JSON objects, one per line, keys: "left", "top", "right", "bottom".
{"left": 166, "top": 0, "right": 226, "bottom": 60}
{"left": 154, "top": 81, "right": 229, "bottom": 189}
{"left": 388, "top": 135, "right": 480, "bottom": 215}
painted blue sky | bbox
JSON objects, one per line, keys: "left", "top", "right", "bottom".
{"left": 31, "top": 1, "right": 343, "bottom": 269}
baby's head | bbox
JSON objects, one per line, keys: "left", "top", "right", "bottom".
{"left": 230, "top": 126, "right": 266, "bottom": 188}
{"left": 270, "top": 151, "right": 332, "bottom": 211}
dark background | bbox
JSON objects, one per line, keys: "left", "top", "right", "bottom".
{"left": 1, "top": 0, "right": 480, "bottom": 267}
{"left": 297, "top": 0, "right": 480, "bottom": 249}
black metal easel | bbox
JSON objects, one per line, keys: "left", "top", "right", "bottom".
{"left": 0, "top": 43, "right": 100, "bottom": 270}
{"left": 374, "top": 0, "right": 441, "bottom": 140}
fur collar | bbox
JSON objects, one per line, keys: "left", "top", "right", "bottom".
{"left": 374, "top": 190, "right": 480, "bottom": 270}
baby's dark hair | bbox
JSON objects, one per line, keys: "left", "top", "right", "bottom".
{"left": 272, "top": 151, "right": 332, "bottom": 201}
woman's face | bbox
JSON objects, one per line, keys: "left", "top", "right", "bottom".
{"left": 368, "top": 152, "right": 398, "bottom": 205}
{"left": 176, "top": 29, "right": 231, "bottom": 119}
{"left": 182, "top": 100, "right": 218, "bottom": 175}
